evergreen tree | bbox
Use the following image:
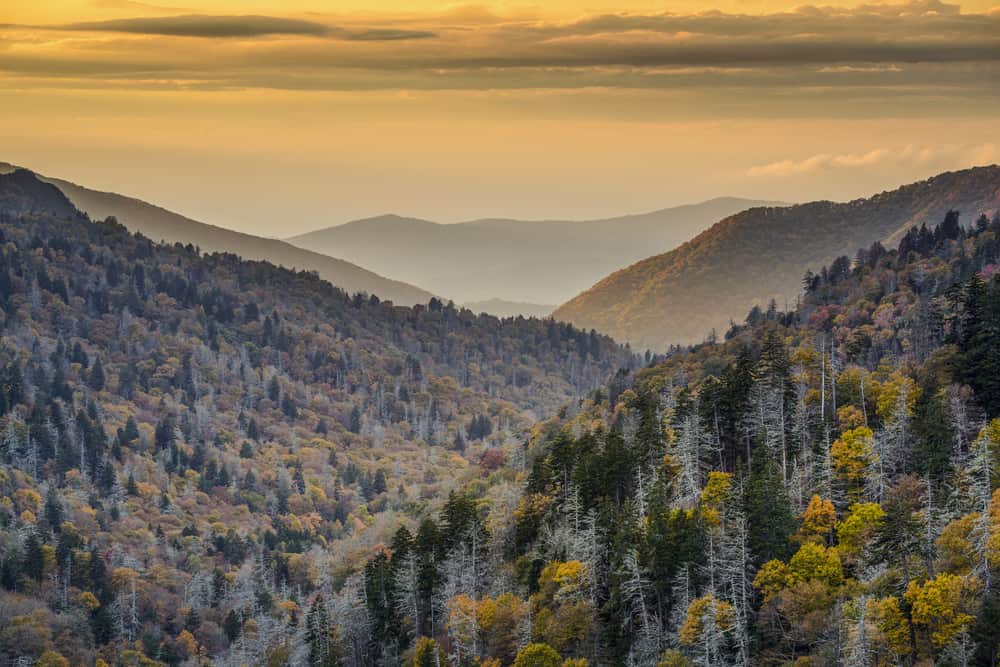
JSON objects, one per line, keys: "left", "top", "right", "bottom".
{"left": 349, "top": 405, "right": 362, "bottom": 434}
{"left": 373, "top": 469, "right": 388, "bottom": 495}
{"left": 224, "top": 609, "right": 242, "bottom": 644}
{"left": 954, "top": 275, "right": 1000, "bottom": 417}
{"left": 744, "top": 458, "right": 795, "bottom": 567}
{"left": 44, "top": 485, "right": 64, "bottom": 531}
{"left": 268, "top": 375, "right": 282, "bottom": 403}
{"left": 23, "top": 532, "right": 45, "bottom": 581}
{"left": 912, "top": 377, "right": 953, "bottom": 480}
{"left": 88, "top": 356, "right": 105, "bottom": 391}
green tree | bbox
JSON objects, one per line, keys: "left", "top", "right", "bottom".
{"left": 349, "top": 405, "right": 362, "bottom": 434}
{"left": 305, "top": 594, "right": 342, "bottom": 666}
{"left": 44, "top": 485, "right": 63, "bottom": 531}
{"left": 88, "top": 357, "right": 105, "bottom": 391}
{"left": 912, "top": 377, "right": 953, "bottom": 480}
{"left": 224, "top": 609, "right": 242, "bottom": 644}
{"left": 744, "top": 457, "right": 796, "bottom": 566}
{"left": 22, "top": 532, "right": 45, "bottom": 581}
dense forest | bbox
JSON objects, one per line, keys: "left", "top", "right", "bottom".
{"left": 0, "top": 171, "right": 631, "bottom": 666}
{"left": 356, "top": 210, "right": 1000, "bottom": 666}
{"left": 2, "top": 166, "right": 1000, "bottom": 667}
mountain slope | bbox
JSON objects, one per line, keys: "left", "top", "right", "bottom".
{"left": 554, "top": 166, "right": 1000, "bottom": 350}
{"left": 0, "top": 162, "right": 435, "bottom": 306}
{"left": 0, "top": 171, "right": 632, "bottom": 666}
{"left": 286, "top": 197, "right": 782, "bottom": 307}
{"left": 0, "top": 168, "right": 79, "bottom": 219}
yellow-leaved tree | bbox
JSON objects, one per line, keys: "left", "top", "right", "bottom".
{"left": 531, "top": 561, "right": 593, "bottom": 655}
{"left": 797, "top": 495, "right": 836, "bottom": 545}
{"left": 831, "top": 426, "right": 875, "bottom": 503}
{"left": 753, "top": 542, "right": 846, "bottom": 644}
{"left": 679, "top": 593, "right": 735, "bottom": 665}
{"left": 836, "top": 502, "right": 885, "bottom": 561}
{"left": 904, "top": 573, "right": 980, "bottom": 650}
{"left": 868, "top": 596, "right": 912, "bottom": 659}
{"left": 513, "top": 643, "right": 563, "bottom": 667}
{"left": 699, "top": 472, "right": 732, "bottom": 527}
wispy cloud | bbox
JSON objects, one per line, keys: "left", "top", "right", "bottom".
{"left": 748, "top": 143, "right": 998, "bottom": 177}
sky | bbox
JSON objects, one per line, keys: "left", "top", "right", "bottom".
{"left": 0, "top": 0, "right": 997, "bottom": 236}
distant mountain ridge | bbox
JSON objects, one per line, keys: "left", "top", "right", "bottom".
{"left": 462, "top": 299, "right": 556, "bottom": 319}
{"left": 554, "top": 165, "right": 1000, "bottom": 350}
{"left": 0, "top": 162, "right": 435, "bottom": 306}
{"left": 287, "top": 197, "right": 784, "bottom": 307}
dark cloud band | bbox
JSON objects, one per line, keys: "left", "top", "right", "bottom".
{"left": 10, "top": 14, "right": 436, "bottom": 40}
{"left": 0, "top": 1, "right": 995, "bottom": 96}
{"left": 62, "top": 15, "right": 332, "bottom": 37}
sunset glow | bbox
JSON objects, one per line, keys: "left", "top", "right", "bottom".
{"left": 2, "top": 0, "right": 997, "bottom": 232}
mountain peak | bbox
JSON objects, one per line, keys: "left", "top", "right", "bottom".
{"left": 0, "top": 168, "right": 79, "bottom": 219}
{"left": 0, "top": 161, "right": 436, "bottom": 306}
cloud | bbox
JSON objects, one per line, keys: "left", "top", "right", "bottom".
{"left": 748, "top": 149, "right": 891, "bottom": 176}
{"left": 0, "top": 0, "right": 995, "bottom": 95}
{"left": 88, "top": 0, "right": 194, "bottom": 12}
{"left": 29, "top": 14, "right": 435, "bottom": 40}
{"left": 794, "top": 0, "right": 963, "bottom": 17}
{"left": 59, "top": 15, "right": 332, "bottom": 37}
{"left": 327, "top": 27, "right": 436, "bottom": 41}
{"left": 748, "top": 144, "right": 999, "bottom": 177}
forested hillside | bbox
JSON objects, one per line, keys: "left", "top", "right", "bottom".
{"left": 353, "top": 208, "right": 1000, "bottom": 666}
{"left": 5, "top": 162, "right": 1000, "bottom": 667}
{"left": 555, "top": 166, "right": 1000, "bottom": 350}
{"left": 0, "top": 162, "right": 435, "bottom": 307}
{"left": 0, "top": 170, "right": 631, "bottom": 666}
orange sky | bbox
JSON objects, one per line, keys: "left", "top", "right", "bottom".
{"left": 1, "top": 0, "right": 997, "bottom": 233}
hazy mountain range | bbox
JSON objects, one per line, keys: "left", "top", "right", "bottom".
{"left": 555, "top": 165, "right": 1000, "bottom": 350}
{"left": 461, "top": 299, "right": 557, "bottom": 319}
{"left": 286, "top": 197, "right": 782, "bottom": 306}
{"left": 0, "top": 162, "right": 434, "bottom": 306}
{"left": 6, "top": 158, "right": 998, "bottom": 353}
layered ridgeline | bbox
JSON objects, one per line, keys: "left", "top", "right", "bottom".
{"left": 0, "top": 170, "right": 633, "bottom": 666}
{"left": 287, "top": 198, "right": 780, "bottom": 310}
{"left": 555, "top": 166, "right": 1000, "bottom": 350}
{"left": 356, "top": 208, "right": 1000, "bottom": 665}
{"left": 0, "top": 162, "right": 433, "bottom": 306}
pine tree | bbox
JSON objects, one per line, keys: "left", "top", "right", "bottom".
{"left": 23, "top": 531, "right": 46, "bottom": 581}
{"left": 44, "top": 485, "right": 64, "bottom": 531}
{"left": 268, "top": 374, "right": 282, "bottom": 403}
{"left": 89, "top": 357, "right": 105, "bottom": 391}
{"left": 349, "top": 405, "right": 362, "bottom": 434}
{"left": 912, "top": 377, "right": 953, "bottom": 481}
{"left": 224, "top": 609, "right": 242, "bottom": 644}
{"left": 744, "top": 457, "right": 795, "bottom": 567}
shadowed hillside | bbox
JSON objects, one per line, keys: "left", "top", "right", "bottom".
{"left": 0, "top": 162, "right": 435, "bottom": 306}
{"left": 554, "top": 166, "right": 1000, "bottom": 350}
